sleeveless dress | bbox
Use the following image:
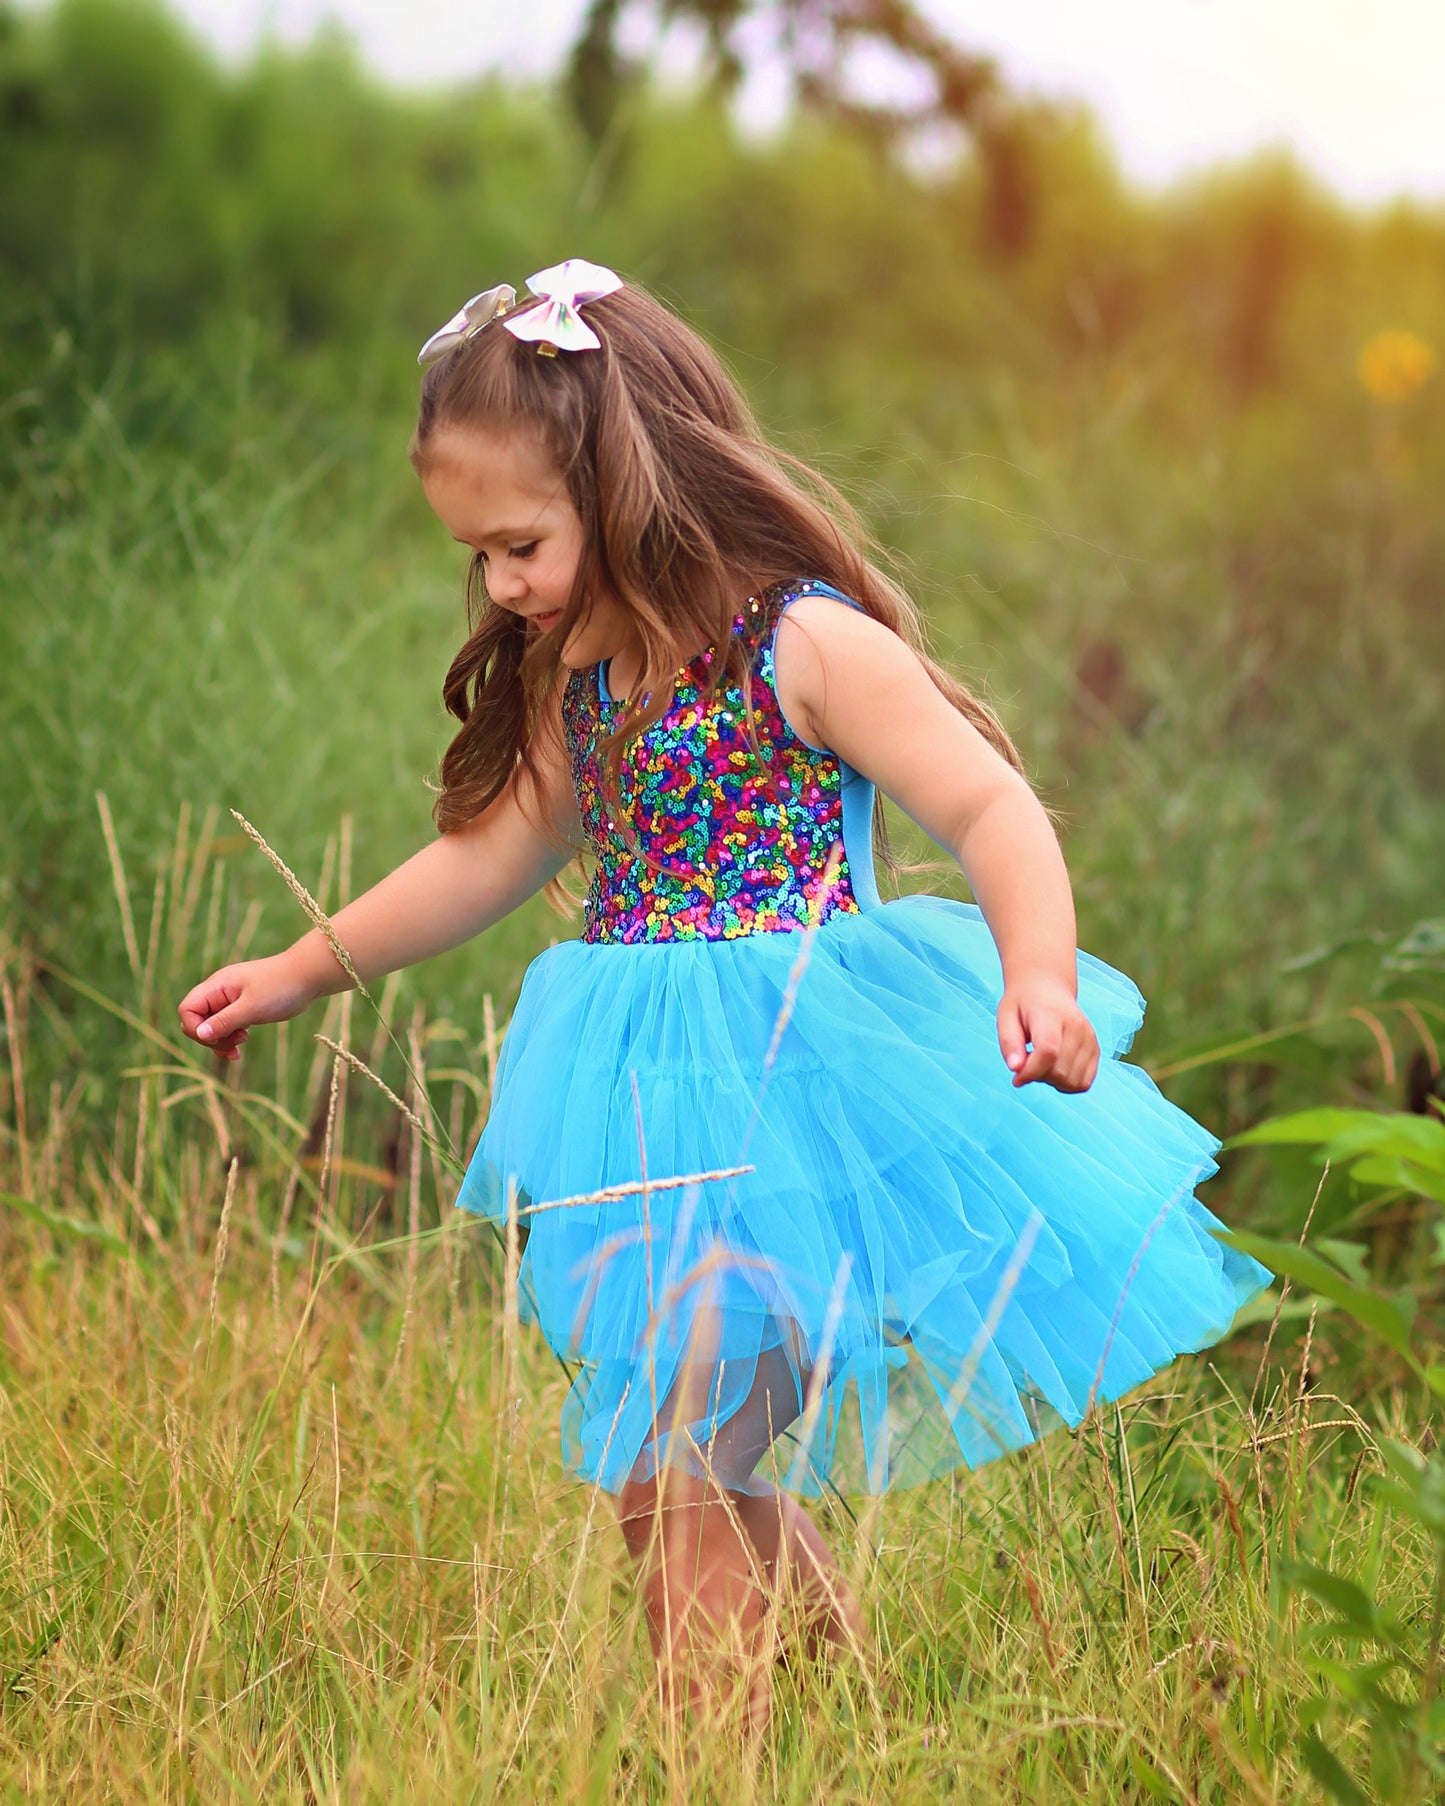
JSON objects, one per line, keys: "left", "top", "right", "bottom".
{"left": 456, "top": 580, "right": 1270, "bottom": 1496}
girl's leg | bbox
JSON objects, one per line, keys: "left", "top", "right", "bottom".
{"left": 700, "top": 1344, "right": 863, "bottom": 1657}
{"left": 730, "top": 1483, "right": 863, "bottom": 1658}
{"left": 615, "top": 1341, "right": 862, "bottom": 1727}
{"left": 616, "top": 1468, "right": 772, "bottom": 1729}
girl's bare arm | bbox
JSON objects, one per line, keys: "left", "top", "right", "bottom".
{"left": 775, "top": 599, "right": 1100, "bottom": 1094}
{"left": 178, "top": 715, "right": 579, "bottom": 1060}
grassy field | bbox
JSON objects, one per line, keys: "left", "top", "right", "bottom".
{"left": 4, "top": 7, "right": 1445, "bottom": 1797}
{"left": 1, "top": 933, "right": 1431, "bottom": 1806}
{"left": 2, "top": 776, "right": 1443, "bottom": 1799}
{"left": 4, "top": 318, "right": 1445, "bottom": 1800}
{"left": 3, "top": 318, "right": 1444, "bottom": 1804}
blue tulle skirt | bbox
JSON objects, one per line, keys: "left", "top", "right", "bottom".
{"left": 456, "top": 898, "right": 1270, "bottom": 1496}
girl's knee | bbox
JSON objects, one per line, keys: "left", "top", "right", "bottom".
{"left": 616, "top": 1470, "right": 713, "bottom": 1562}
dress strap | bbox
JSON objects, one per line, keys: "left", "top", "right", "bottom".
{"left": 761, "top": 578, "right": 882, "bottom": 913}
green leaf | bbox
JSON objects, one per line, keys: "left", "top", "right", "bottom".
{"left": 0, "top": 1191, "right": 129, "bottom": 1255}
{"left": 1299, "top": 1732, "right": 1370, "bottom": 1806}
{"left": 1372, "top": 1443, "right": 1445, "bottom": 1537}
{"left": 1229, "top": 1288, "right": 1334, "bottom": 1330}
{"left": 1216, "top": 1232, "right": 1422, "bottom": 1371}
{"left": 1284, "top": 1563, "right": 1379, "bottom": 1631}
{"left": 1128, "top": 1752, "right": 1172, "bottom": 1799}
{"left": 1282, "top": 932, "right": 1393, "bottom": 974}
{"left": 1317, "top": 1238, "right": 1372, "bottom": 1285}
{"left": 1382, "top": 917, "right": 1445, "bottom": 972}
{"left": 1231, "top": 1109, "right": 1445, "bottom": 1204}
{"left": 1232, "top": 1108, "right": 1378, "bottom": 1149}
{"left": 1347, "top": 1155, "right": 1445, "bottom": 1205}
{"left": 1377, "top": 1438, "right": 1427, "bottom": 1482}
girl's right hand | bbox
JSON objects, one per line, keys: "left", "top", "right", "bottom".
{"left": 177, "top": 951, "right": 326, "bottom": 1061}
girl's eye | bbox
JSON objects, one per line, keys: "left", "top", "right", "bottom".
{"left": 509, "top": 542, "right": 538, "bottom": 560}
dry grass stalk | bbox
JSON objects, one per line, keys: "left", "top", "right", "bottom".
{"left": 386, "top": 1058, "right": 426, "bottom": 1389}
{"left": 230, "top": 808, "right": 367, "bottom": 997}
{"left": 315, "top": 1033, "right": 426, "bottom": 1138}
{"left": 517, "top": 1165, "right": 754, "bottom": 1217}
{"left": 206, "top": 1154, "right": 240, "bottom": 1358}
{"left": 96, "top": 789, "right": 143, "bottom": 986}
{"left": 2, "top": 965, "right": 32, "bottom": 1200}
{"left": 140, "top": 863, "right": 165, "bottom": 1020}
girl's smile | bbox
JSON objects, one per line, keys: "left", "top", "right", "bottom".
{"left": 420, "top": 424, "right": 640, "bottom": 677}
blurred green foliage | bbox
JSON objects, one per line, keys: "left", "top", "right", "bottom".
{"left": 1, "top": 0, "right": 1442, "bottom": 1177}
{"left": 6, "top": 0, "right": 1444, "bottom": 408}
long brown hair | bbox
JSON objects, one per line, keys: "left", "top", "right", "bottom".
{"left": 411, "top": 277, "right": 1023, "bottom": 839}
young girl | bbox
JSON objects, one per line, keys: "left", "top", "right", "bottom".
{"left": 179, "top": 259, "right": 1270, "bottom": 1726}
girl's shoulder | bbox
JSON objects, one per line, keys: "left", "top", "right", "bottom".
{"left": 757, "top": 575, "right": 861, "bottom": 630}
{"left": 749, "top": 575, "right": 870, "bottom": 689}
{"left": 558, "top": 575, "right": 874, "bottom": 751}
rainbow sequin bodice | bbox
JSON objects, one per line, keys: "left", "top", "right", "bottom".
{"left": 561, "top": 580, "right": 864, "bottom": 945}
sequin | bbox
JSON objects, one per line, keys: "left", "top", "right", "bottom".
{"left": 561, "top": 580, "right": 861, "bottom": 944}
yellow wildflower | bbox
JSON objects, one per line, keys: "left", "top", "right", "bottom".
{"left": 1358, "top": 329, "right": 1437, "bottom": 403}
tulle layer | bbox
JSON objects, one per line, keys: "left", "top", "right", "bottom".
{"left": 457, "top": 898, "right": 1270, "bottom": 1495}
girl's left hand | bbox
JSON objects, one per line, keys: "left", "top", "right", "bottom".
{"left": 997, "top": 978, "right": 1100, "bottom": 1093}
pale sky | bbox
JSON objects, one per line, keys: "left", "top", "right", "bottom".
{"left": 143, "top": 0, "right": 1445, "bottom": 203}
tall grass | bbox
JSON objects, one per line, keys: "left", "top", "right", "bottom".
{"left": 4, "top": 15, "right": 1444, "bottom": 1791}
{"left": 0, "top": 1012, "right": 1398, "bottom": 1802}
{"left": 0, "top": 819, "right": 1437, "bottom": 1802}
{"left": 5, "top": 330, "right": 1440, "bottom": 1175}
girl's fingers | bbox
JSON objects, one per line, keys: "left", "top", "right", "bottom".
{"left": 195, "top": 1002, "right": 247, "bottom": 1046}
{"left": 1010, "top": 1008, "right": 1062, "bottom": 1087}
{"left": 178, "top": 975, "right": 237, "bottom": 1034}
{"left": 1005, "top": 1005, "right": 1101, "bottom": 1093}
{"left": 996, "top": 998, "right": 1029, "bottom": 1075}
{"left": 177, "top": 975, "right": 252, "bottom": 1056}
{"left": 1052, "top": 1023, "right": 1100, "bottom": 1094}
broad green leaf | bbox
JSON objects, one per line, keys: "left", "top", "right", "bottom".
{"left": 1317, "top": 1238, "right": 1371, "bottom": 1285}
{"left": 1229, "top": 1289, "right": 1333, "bottom": 1329}
{"left": 1216, "top": 1232, "right": 1422, "bottom": 1370}
{"left": 1232, "top": 1108, "right": 1379, "bottom": 1149}
{"left": 1299, "top": 1732, "right": 1370, "bottom": 1806}
{"left": 1368, "top": 1476, "right": 1445, "bottom": 1539}
{"left": 1382, "top": 917, "right": 1445, "bottom": 972}
{"left": 1284, "top": 1563, "right": 1379, "bottom": 1630}
{"left": 1346, "top": 1154, "right": 1445, "bottom": 1205}
{"left": 1, "top": 1191, "right": 129, "bottom": 1255}
{"left": 1128, "top": 1752, "right": 1172, "bottom": 1800}
{"left": 1377, "top": 1438, "right": 1427, "bottom": 1481}
{"left": 1376, "top": 1444, "right": 1445, "bottom": 1536}
{"left": 1310, "top": 1658, "right": 1375, "bottom": 1700}
{"left": 1282, "top": 932, "right": 1393, "bottom": 974}
{"left": 1232, "top": 1110, "right": 1445, "bottom": 1206}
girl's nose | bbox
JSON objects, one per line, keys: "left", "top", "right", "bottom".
{"left": 488, "top": 564, "right": 529, "bottom": 605}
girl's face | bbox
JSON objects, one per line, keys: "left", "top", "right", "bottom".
{"left": 421, "top": 424, "right": 637, "bottom": 671}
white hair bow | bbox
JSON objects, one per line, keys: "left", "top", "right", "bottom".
{"left": 415, "top": 260, "right": 623, "bottom": 367}
{"left": 502, "top": 259, "right": 624, "bottom": 355}
{"left": 416, "top": 283, "right": 517, "bottom": 367}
